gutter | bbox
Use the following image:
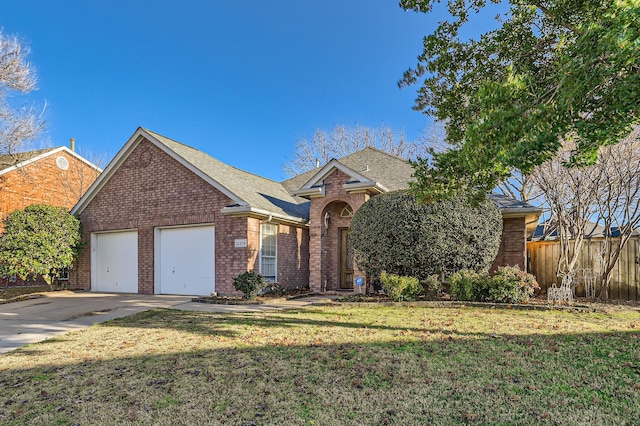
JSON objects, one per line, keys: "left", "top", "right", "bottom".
{"left": 221, "top": 205, "right": 308, "bottom": 226}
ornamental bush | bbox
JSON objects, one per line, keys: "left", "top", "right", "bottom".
{"left": 449, "top": 267, "right": 539, "bottom": 303}
{"left": 487, "top": 266, "right": 539, "bottom": 303}
{"left": 380, "top": 272, "right": 423, "bottom": 302}
{"left": 0, "top": 204, "right": 82, "bottom": 288}
{"left": 449, "top": 270, "right": 490, "bottom": 302}
{"left": 349, "top": 191, "right": 502, "bottom": 282}
{"left": 232, "top": 271, "right": 266, "bottom": 300}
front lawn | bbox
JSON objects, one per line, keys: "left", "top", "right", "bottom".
{"left": 1, "top": 304, "right": 639, "bottom": 425}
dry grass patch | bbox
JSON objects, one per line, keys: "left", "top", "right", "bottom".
{"left": 0, "top": 286, "right": 51, "bottom": 304}
{"left": 1, "top": 305, "right": 639, "bottom": 425}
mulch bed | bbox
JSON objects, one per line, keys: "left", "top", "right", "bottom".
{"left": 192, "top": 288, "right": 318, "bottom": 305}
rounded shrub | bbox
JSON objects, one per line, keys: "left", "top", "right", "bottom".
{"left": 349, "top": 191, "right": 502, "bottom": 281}
{"left": 487, "top": 266, "right": 539, "bottom": 303}
{"left": 449, "top": 270, "right": 490, "bottom": 301}
{"left": 449, "top": 266, "right": 539, "bottom": 303}
{"left": 380, "top": 272, "right": 423, "bottom": 302}
{"left": 232, "top": 271, "right": 266, "bottom": 300}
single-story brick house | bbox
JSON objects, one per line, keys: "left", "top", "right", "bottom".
{"left": 71, "top": 128, "right": 542, "bottom": 295}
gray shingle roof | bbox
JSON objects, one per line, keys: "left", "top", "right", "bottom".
{"left": 144, "top": 129, "right": 310, "bottom": 221}
{"left": 532, "top": 219, "right": 640, "bottom": 240}
{"left": 488, "top": 192, "right": 544, "bottom": 215}
{"left": 282, "top": 147, "right": 414, "bottom": 192}
{"left": 141, "top": 130, "right": 540, "bottom": 225}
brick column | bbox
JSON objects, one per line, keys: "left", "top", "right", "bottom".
{"left": 490, "top": 217, "right": 527, "bottom": 272}
{"left": 309, "top": 202, "right": 324, "bottom": 292}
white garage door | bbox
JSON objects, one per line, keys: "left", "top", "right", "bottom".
{"left": 93, "top": 231, "right": 138, "bottom": 293}
{"left": 156, "top": 226, "right": 215, "bottom": 295}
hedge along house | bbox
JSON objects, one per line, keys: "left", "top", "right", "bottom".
{"left": 72, "top": 128, "right": 542, "bottom": 296}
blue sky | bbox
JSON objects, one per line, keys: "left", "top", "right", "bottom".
{"left": 2, "top": 1, "right": 496, "bottom": 181}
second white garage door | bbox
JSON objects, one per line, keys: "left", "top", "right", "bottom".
{"left": 156, "top": 225, "right": 215, "bottom": 295}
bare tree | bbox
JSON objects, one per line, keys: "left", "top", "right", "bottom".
{"left": 283, "top": 124, "right": 425, "bottom": 177}
{"left": 59, "top": 149, "right": 104, "bottom": 205}
{"left": 533, "top": 142, "right": 601, "bottom": 286}
{"left": 495, "top": 169, "right": 544, "bottom": 205}
{"left": 0, "top": 31, "right": 44, "bottom": 157}
{"left": 591, "top": 130, "right": 640, "bottom": 299}
{"left": 533, "top": 130, "right": 640, "bottom": 300}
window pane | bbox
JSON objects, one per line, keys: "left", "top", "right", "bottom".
{"left": 262, "top": 235, "right": 276, "bottom": 257}
{"left": 261, "top": 223, "right": 278, "bottom": 280}
{"left": 262, "top": 258, "right": 276, "bottom": 277}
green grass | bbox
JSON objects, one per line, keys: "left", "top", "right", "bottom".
{"left": 1, "top": 304, "right": 639, "bottom": 425}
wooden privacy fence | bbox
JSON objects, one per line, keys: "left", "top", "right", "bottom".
{"left": 527, "top": 237, "right": 640, "bottom": 301}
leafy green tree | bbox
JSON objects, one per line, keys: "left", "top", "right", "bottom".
{"left": 399, "top": 0, "right": 640, "bottom": 201}
{"left": 0, "top": 204, "right": 82, "bottom": 287}
{"left": 349, "top": 191, "right": 502, "bottom": 281}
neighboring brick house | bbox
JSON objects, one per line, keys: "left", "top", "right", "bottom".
{"left": 71, "top": 127, "right": 541, "bottom": 296}
{"left": 0, "top": 146, "right": 101, "bottom": 226}
{"left": 0, "top": 144, "right": 102, "bottom": 285}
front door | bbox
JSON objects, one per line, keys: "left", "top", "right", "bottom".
{"left": 339, "top": 228, "right": 354, "bottom": 289}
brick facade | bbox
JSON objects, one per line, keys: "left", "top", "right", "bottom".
{"left": 308, "top": 169, "right": 368, "bottom": 292}
{"left": 71, "top": 134, "right": 535, "bottom": 296}
{"left": 275, "top": 223, "right": 310, "bottom": 288}
{"left": 75, "top": 138, "right": 308, "bottom": 295}
{"left": 490, "top": 217, "right": 528, "bottom": 272}
{"left": 0, "top": 149, "right": 99, "bottom": 228}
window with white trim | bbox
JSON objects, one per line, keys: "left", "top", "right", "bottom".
{"left": 260, "top": 223, "right": 278, "bottom": 282}
{"left": 58, "top": 267, "right": 70, "bottom": 281}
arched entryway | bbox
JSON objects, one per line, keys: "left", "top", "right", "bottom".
{"left": 319, "top": 200, "right": 356, "bottom": 291}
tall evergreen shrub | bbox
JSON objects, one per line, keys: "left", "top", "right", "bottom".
{"left": 349, "top": 191, "right": 502, "bottom": 281}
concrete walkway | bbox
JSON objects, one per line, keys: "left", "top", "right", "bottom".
{"left": 0, "top": 291, "right": 335, "bottom": 354}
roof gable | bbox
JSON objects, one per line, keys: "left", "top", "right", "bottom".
{"left": 285, "top": 147, "right": 415, "bottom": 197}
{"left": 0, "top": 146, "right": 101, "bottom": 178}
{"left": 72, "top": 128, "right": 309, "bottom": 223}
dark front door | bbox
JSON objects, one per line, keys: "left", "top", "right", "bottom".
{"left": 339, "top": 228, "right": 354, "bottom": 289}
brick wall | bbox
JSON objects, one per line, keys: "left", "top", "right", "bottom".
{"left": 277, "top": 223, "right": 310, "bottom": 288}
{"left": 0, "top": 150, "right": 99, "bottom": 227}
{"left": 308, "top": 169, "right": 369, "bottom": 292}
{"left": 77, "top": 139, "right": 244, "bottom": 294}
{"left": 75, "top": 138, "right": 308, "bottom": 295}
{"left": 247, "top": 217, "right": 261, "bottom": 273}
{"left": 247, "top": 218, "right": 310, "bottom": 289}
{"left": 491, "top": 217, "right": 527, "bottom": 272}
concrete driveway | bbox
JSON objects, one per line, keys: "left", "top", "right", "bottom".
{"left": 0, "top": 291, "right": 332, "bottom": 354}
